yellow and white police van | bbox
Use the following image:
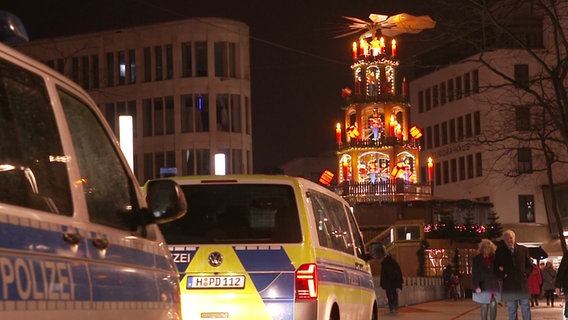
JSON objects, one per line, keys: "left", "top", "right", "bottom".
{"left": 0, "top": 11, "right": 187, "bottom": 320}
{"left": 155, "top": 175, "right": 379, "bottom": 320}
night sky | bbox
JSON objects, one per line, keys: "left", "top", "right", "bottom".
{"left": 3, "top": 0, "right": 434, "bottom": 173}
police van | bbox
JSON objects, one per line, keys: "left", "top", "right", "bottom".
{"left": 155, "top": 175, "right": 379, "bottom": 320}
{"left": 0, "top": 11, "right": 187, "bottom": 320}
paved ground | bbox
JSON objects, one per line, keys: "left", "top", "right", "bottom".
{"left": 379, "top": 298, "right": 565, "bottom": 319}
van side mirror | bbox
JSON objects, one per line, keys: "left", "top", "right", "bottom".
{"left": 145, "top": 179, "right": 187, "bottom": 224}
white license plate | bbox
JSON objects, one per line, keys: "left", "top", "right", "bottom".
{"left": 186, "top": 276, "right": 246, "bottom": 289}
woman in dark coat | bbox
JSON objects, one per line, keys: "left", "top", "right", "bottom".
{"left": 472, "top": 239, "right": 501, "bottom": 320}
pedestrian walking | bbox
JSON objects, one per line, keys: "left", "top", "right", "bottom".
{"left": 541, "top": 261, "right": 557, "bottom": 307}
{"left": 494, "top": 230, "right": 533, "bottom": 320}
{"left": 472, "top": 239, "right": 501, "bottom": 320}
{"left": 555, "top": 253, "right": 568, "bottom": 318}
{"left": 379, "top": 247, "right": 403, "bottom": 313}
{"left": 527, "top": 262, "right": 541, "bottom": 307}
{"left": 443, "top": 264, "right": 453, "bottom": 299}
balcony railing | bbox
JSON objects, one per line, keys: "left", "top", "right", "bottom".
{"left": 334, "top": 180, "right": 433, "bottom": 203}
{"left": 337, "top": 137, "right": 420, "bottom": 151}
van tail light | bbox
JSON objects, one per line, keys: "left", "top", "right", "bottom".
{"left": 295, "top": 263, "right": 318, "bottom": 300}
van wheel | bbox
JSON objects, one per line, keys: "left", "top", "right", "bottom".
{"left": 329, "top": 304, "right": 340, "bottom": 320}
{"left": 371, "top": 303, "right": 378, "bottom": 320}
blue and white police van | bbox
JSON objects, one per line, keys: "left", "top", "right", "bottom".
{"left": 0, "top": 11, "right": 187, "bottom": 320}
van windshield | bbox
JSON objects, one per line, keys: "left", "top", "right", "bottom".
{"left": 159, "top": 183, "right": 302, "bottom": 244}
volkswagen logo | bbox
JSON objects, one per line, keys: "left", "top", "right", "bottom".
{"left": 208, "top": 251, "right": 223, "bottom": 267}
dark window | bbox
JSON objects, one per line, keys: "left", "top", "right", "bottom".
{"left": 231, "top": 94, "right": 241, "bottom": 133}
{"left": 516, "top": 106, "right": 530, "bottom": 131}
{"left": 118, "top": 51, "right": 126, "bottom": 85}
{"left": 196, "top": 94, "right": 209, "bottom": 132}
{"left": 182, "top": 148, "right": 194, "bottom": 175}
{"left": 467, "top": 154, "right": 474, "bottom": 179}
{"left": 474, "top": 111, "right": 481, "bottom": 135}
{"left": 166, "top": 44, "right": 173, "bottom": 80}
{"left": 450, "top": 159, "right": 457, "bottom": 182}
{"left": 128, "top": 49, "right": 136, "bottom": 84}
{"left": 457, "top": 116, "right": 464, "bottom": 140}
{"left": 144, "top": 153, "right": 153, "bottom": 181}
{"left": 245, "top": 96, "right": 251, "bottom": 134}
{"left": 440, "top": 82, "right": 447, "bottom": 105}
{"left": 106, "top": 52, "right": 114, "bottom": 87}
{"left": 72, "top": 57, "right": 79, "bottom": 83}
{"left": 231, "top": 149, "right": 242, "bottom": 174}
{"left": 475, "top": 152, "right": 482, "bottom": 177}
{"left": 214, "top": 42, "right": 228, "bottom": 77}
{"left": 433, "top": 124, "right": 440, "bottom": 147}
{"left": 459, "top": 157, "right": 465, "bottom": 180}
{"left": 60, "top": 88, "right": 135, "bottom": 230}
{"left": 447, "top": 79, "right": 454, "bottom": 102}
{"left": 455, "top": 76, "right": 462, "bottom": 100}
{"left": 81, "top": 55, "right": 89, "bottom": 89}
{"left": 142, "top": 98, "right": 152, "bottom": 137}
{"left": 181, "top": 94, "right": 194, "bottom": 133}
{"left": 425, "top": 88, "right": 431, "bottom": 111}
{"left": 514, "top": 64, "right": 529, "bottom": 88}
{"left": 441, "top": 122, "right": 448, "bottom": 145}
{"left": 518, "top": 194, "right": 535, "bottom": 222}
{"left": 196, "top": 148, "right": 210, "bottom": 175}
{"left": 433, "top": 85, "right": 439, "bottom": 108}
{"left": 449, "top": 119, "right": 456, "bottom": 143}
{"left": 464, "top": 72, "right": 471, "bottom": 97}
{"left": 472, "top": 69, "right": 479, "bottom": 94}
{"left": 216, "top": 94, "right": 229, "bottom": 132}
{"left": 426, "top": 126, "right": 432, "bottom": 149}
{"left": 159, "top": 184, "right": 302, "bottom": 244}
{"left": 0, "top": 59, "right": 72, "bottom": 214}
{"left": 182, "top": 42, "right": 192, "bottom": 77}
{"left": 155, "top": 152, "right": 164, "bottom": 179}
{"left": 435, "top": 163, "right": 442, "bottom": 186}
{"left": 418, "top": 91, "right": 424, "bottom": 113}
{"left": 443, "top": 160, "right": 449, "bottom": 184}
{"left": 56, "top": 58, "right": 64, "bottom": 74}
{"left": 92, "top": 54, "right": 99, "bottom": 89}
{"left": 195, "top": 41, "right": 208, "bottom": 77}
{"left": 143, "top": 47, "right": 151, "bottom": 82}
{"left": 518, "top": 148, "right": 532, "bottom": 173}
{"left": 465, "top": 113, "right": 473, "bottom": 137}
{"left": 154, "top": 97, "right": 164, "bottom": 135}
{"left": 165, "top": 96, "right": 174, "bottom": 135}
{"left": 155, "top": 46, "right": 163, "bottom": 81}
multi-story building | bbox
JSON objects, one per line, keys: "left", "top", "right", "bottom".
{"left": 410, "top": 43, "right": 568, "bottom": 256}
{"left": 15, "top": 18, "right": 253, "bottom": 183}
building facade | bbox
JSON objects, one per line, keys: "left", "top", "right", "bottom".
{"left": 16, "top": 18, "right": 253, "bottom": 183}
{"left": 409, "top": 48, "right": 568, "bottom": 251}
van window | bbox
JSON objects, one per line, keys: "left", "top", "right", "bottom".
{"left": 59, "top": 88, "right": 137, "bottom": 230}
{"left": 0, "top": 58, "right": 72, "bottom": 214}
{"left": 345, "top": 205, "right": 366, "bottom": 259}
{"left": 159, "top": 184, "right": 302, "bottom": 244}
{"left": 310, "top": 191, "right": 354, "bottom": 255}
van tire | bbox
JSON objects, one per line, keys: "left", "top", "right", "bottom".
{"left": 371, "top": 302, "right": 378, "bottom": 320}
{"left": 329, "top": 304, "right": 340, "bottom": 320}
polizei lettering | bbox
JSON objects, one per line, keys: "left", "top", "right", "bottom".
{"left": 0, "top": 257, "right": 75, "bottom": 300}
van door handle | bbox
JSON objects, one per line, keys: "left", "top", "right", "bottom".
{"left": 92, "top": 238, "right": 109, "bottom": 250}
{"left": 355, "top": 262, "right": 364, "bottom": 268}
{"left": 63, "top": 232, "right": 82, "bottom": 246}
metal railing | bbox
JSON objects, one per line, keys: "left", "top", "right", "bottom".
{"left": 334, "top": 180, "right": 432, "bottom": 204}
